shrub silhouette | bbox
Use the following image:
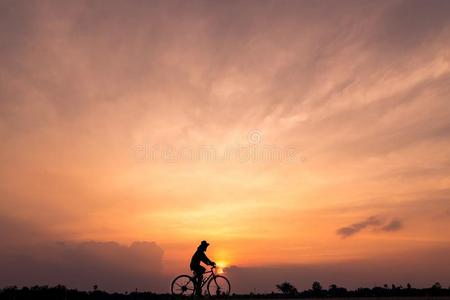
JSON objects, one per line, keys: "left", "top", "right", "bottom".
{"left": 2, "top": 282, "right": 450, "bottom": 299}
{"left": 276, "top": 281, "right": 298, "bottom": 295}
{"left": 312, "top": 281, "right": 322, "bottom": 292}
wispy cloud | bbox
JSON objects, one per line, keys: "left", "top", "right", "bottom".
{"left": 0, "top": 0, "right": 449, "bottom": 287}
{"left": 337, "top": 216, "right": 403, "bottom": 238}
{"left": 336, "top": 216, "right": 382, "bottom": 238}
{"left": 381, "top": 219, "right": 403, "bottom": 232}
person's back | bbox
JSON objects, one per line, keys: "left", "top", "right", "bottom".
{"left": 190, "top": 241, "right": 215, "bottom": 296}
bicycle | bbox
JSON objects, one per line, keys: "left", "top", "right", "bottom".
{"left": 171, "top": 266, "right": 231, "bottom": 297}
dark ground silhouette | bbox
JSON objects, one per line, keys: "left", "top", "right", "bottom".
{"left": 2, "top": 282, "right": 450, "bottom": 300}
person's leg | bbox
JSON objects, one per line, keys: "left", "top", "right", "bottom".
{"left": 192, "top": 267, "right": 200, "bottom": 295}
{"left": 194, "top": 266, "right": 205, "bottom": 296}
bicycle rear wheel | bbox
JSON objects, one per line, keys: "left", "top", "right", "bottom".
{"left": 207, "top": 275, "right": 231, "bottom": 297}
{"left": 171, "top": 275, "right": 195, "bottom": 296}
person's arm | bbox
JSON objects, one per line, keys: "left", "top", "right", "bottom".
{"left": 200, "top": 252, "right": 215, "bottom": 266}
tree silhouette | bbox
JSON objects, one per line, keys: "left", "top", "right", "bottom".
{"left": 276, "top": 282, "right": 298, "bottom": 295}
{"left": 432, "top": 282, "right": 442, "bottom": 289}
{"left": 2, "top": 282, "right": 450, "bottom": 299}
{"left": 312, "top": 281, "right": 322, "bottom": 292}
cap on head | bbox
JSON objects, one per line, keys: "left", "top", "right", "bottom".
{"left": 200, "top": 240, "right": 210, "bottom": 247}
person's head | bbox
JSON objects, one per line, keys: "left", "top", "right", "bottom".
{"left": 198, "top": 240, "right": 209, "bottom": 251}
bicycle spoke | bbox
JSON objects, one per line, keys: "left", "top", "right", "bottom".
{"left": 172, "top": 275, "right": 195, "bottom": 296}
{"left": 207, "top": 275, "right": 230, "bottom": 297}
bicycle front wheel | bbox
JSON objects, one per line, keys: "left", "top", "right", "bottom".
{"left": 171, "top": 275, "right": 195, "bottom": 296}
{"left": 207, "top": 275, "right": 231, "bottom": 297}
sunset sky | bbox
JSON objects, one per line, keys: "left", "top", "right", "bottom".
{"left": 1, "top": 0, "right": 450, "bottom": 293}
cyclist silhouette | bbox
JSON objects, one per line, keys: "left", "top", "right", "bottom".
{"left": 190, "top": 240, "right": 215, "bottom": 296}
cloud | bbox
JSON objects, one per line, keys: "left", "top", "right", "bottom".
{"left": 0, "top": 215, "right": 167, "bottom": 292}
{"left": 373, "top": 0, "right": 450, "bottom": 52}
{"left": 381, "top": 219, "right": 403, "bottom": 232}
{"left": 0, "top": 0, "right": 450, "bottom": 291}
{"left": 336, "top": 216, "right": 383, "bottom": 238}
{"left": 226, "top": 245, "right": 450, "bottom": 293}
{"left": 337, "top": 216, "right": 403, "bottom": 238}
{"left": 0, "top": 240, "right": 168, "bottom": 292}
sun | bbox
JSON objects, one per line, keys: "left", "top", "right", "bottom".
{"left": 215, "top": 261, "right": 228, "bottom": 274}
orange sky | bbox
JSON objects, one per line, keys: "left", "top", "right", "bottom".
{"left": 1, "top": 0, "right": 450, "bottom": 292}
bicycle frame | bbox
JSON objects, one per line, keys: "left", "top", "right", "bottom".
{"left": 196, "top": 266, "right": 217, "bottom": 288}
